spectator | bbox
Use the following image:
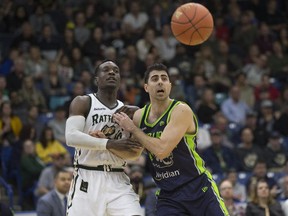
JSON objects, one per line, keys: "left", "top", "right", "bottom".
{"left": 10, "top": 22, "right": 37, "bottom": 54}
{"left": 42, "top": 61, "right": 67, "bottom": 109}
{"left": 246, "top": 160, "right": 279, "bottom": 200}
{"left": 36, "top": 169, "right": 72, "bottom": 216}
{"left": 18, "top": 75, "right": 47, "bottom": 113}
{"left": 246, "top": 178, "right": 284, "bottom": 216}
{"left": 29, "top": 4, "right": 57, "bottom": 35}
{"left": 196, "top": 87, "right": 220, "bottom": 124}
{"left": 227, "top": 169, "right": 247, "bottom": 202}
{"left": 155, "top": 24, "right": 178, "bottom": 62}
{"left": 6, "top": 56, "right": 25, "bottom": 92}
{"left": 235, "top": 127, "right": 264, "bottom": 172}
{"left": 255, "top": 99, "right": 278, "bottom": 147}
{"left": 168, "top": 67, "right": 185, "bottom": 102}
{"left": 122, "top": 1, "right": 148, "bottom": 38}
{"left": 267, "top": 41, "right": 288, "bottom": 82}
{"left": 57, "top": 54, "right": 74, "bottom": 86}
{"left": 255, "top": 74, "right": 280, "bottom": 103}
{"left": 209, "top": 62, "right": 232, "bottom": 94}
{"left": 47, "top": 106, "right": 67, "bottom": 144}
{"left": 37, "top": 24, "right": 61, "bottom": 61}
{"left": 234, "top": 72, "right": 255, "bottom": 108}
{"left": 136, "top": 28, "right": 157, "bottom": 61}
{"left": 0, "top": 75, "right": 9, "bottom": 104}
{"left": 70, "top": 47, "right": 93, "bottom": 81}
{"left": 20, "top": 139, "right": 45, "bottom": 210}
{"left": 35, "top": 126, "right": 68, "bottom": 165}
{"left": 264, "top": 131, "right": 287, "bottom": 172}
{"left": 24, "top": 45, "right": 48, "bottom": 84}
{"left": 0, "top": 48, "right": 20, "bottom": 76}
{"left": 221, "top": 86, "right": 251, "bottom": 126}
{"left": 82, "top": 26, "right": 106, "bottom": 63}
{"left": 60, "top": 28, "right": 80, "bottom": 59}
{"left": 73, "top": 11, "right": 90, "bottom": 47}
{"left": 0, "top": 101, "right": 23, "bottom": 145}
{"left": 202, "top": 127, "right": 236, "bottom": 174}
{"left": 219, "top": 179, "right": 246, "bottom": 216}
{"left": 35, "top": 153, "right": 68, "bottom": 198}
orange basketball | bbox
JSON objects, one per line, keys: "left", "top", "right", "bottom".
{"left": 171, "top": 3, "right": 214, "bottom": 46}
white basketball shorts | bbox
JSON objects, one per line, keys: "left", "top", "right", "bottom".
{"left": 67, "top": 167, "right": 143, "bottom": 216}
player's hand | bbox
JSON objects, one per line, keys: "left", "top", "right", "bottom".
{"left": 113, "top": 112, "right": 136, "bottom": 132}
{"left": 89, "top": 130, "right": 106, "bottom": 138}
{"left": 107, "top": 138, "right": 142, "bottom": 153}
{"left": 115, "top": 105, "right": 139, "bottom": 119}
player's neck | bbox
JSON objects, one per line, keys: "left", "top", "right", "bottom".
{"left": 150, "top": 98, "right": 173, "bottom": 117}
{"left": 95, "top": 91, "right": 118, "bottom": 108}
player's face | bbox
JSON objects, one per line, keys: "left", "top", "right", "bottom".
{"left": 144, "top": 70, "right": 171, "bottom": 100}
{"left": 96, "top": 61, "right": 120, "bottom": 90}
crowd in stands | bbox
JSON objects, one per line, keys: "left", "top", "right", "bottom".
{"left": 0, "top": 0, "right": 288, "bottom": 215}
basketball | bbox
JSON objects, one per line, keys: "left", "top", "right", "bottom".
{"left": 171, "top": 3, "right": 214, "bottom": 46}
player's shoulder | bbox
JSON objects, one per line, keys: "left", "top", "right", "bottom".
{"left": 172, "top": 101, "right": 193, "bottom": 116}
{"left": 69, "top": 95, "right": 91, "bottom": 116}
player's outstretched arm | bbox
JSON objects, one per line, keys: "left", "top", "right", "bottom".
{"left": 114, "top": 103, "right": 194, "bottom": 160}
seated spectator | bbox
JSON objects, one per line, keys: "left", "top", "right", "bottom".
{"left": 35, "top": 126, "right": 68, "bottom": 165}
{"left": 0, "top": 75, "right": 9, "bottom": 105}
{"left": 24, "top": 45, "right": 48, "bottom": 84}
{"left": 35, "top": 153, "right": 68, "bottom": 198}
{"left": 168, "top": 67, "right": 186, "bottom": 102}
{"left": 255, "top": 99, "right": 278, "bottom": 147}
{"left": 234, "top": 72, "right": 255, "bottom": 108}
{"left": 221, "top": 86, "right": 251, "bottom": 126}
{"left": 6, "top": 57, "right": 25, "bottom": 92}
{"left": 254, "top": 74, "right": 280, "bottom": 103}
{"left": 20, "top": 139, "right": 45, "bottom": 210}
{"left": 202, "top": 128, "right": 236, "bottom": 174}
{"left": 227, "top": 169, "right": 247, "bottom": 202}
{"left": 246, "top": 160, "right": 279, "bottom": 200}
{"left": 0, "top": 101, "right": 23, "bottom": 145}
{"left": 235, "top": 127, "right": 264, "bottom": 172}
{"left": 246, "top": 178, "right": 284, "bottom": 216}
{"left": 37, "top": 24, "right": 61, "bottom": 61}
{"left": 22, "top": 105, "right": 45, "bottom": 140}
{"left": 219, "top": 179, "right": 246, "bottom": 216}
{"left": 18, "top": 75, "right": 48, "bottom": 113}
{"left": 36, "top": 169, "right": 72, "bottom": 216}
{"left": 264, "top": 131, "right": 287, "bottom": 172}
{"left": 47, "top": 106, "right": 67, "bottom": 144}
{"left": 196, "top": 87, "right": 220, "bottom": 124}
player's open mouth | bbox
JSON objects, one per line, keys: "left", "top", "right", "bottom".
{"left": 157, "top": 89, "right": 164, "bottom": 93}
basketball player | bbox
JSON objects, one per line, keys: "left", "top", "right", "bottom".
{"left": 65, "top": 60, "right": 143, "bottom": 216}
{"left": 114, "top": 63, "right": 229, "bottom": 216}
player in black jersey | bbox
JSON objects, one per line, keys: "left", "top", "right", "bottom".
{"left": 114, "top": 63, "right": 229, "bottom": 216}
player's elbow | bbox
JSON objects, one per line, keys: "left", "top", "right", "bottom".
{"left": 65, "top": 129, "right": 76, "bottom": 147}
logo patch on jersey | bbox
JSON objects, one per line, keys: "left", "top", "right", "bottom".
{"left": 202, "top": 186, "right": 208, "bottom": 193}
{"left": 150, "top": 152, "right": 174, "bottom": 168}
{"left": 102, "top": 125, "right": 116, "bottom": 136}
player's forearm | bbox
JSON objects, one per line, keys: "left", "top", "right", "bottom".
{"left": 131, "top": 127, "right": 168, "bottom": 160}
{"left": 109, "top": 148, "right": 143, "bottom": 161}
{"left": 65, "top": 116, "right": 108, "bottom": 150}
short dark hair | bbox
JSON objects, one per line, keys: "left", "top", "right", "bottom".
{"left": 94, "top": 59, "right": 116, "bottom": 76}
{"left": 144, "top": 63, "right": 169, "bottom": 83}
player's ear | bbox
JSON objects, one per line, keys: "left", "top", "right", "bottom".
{"left": 144, "top": 83, "right": 148, "bottom": 93}
{"left": 94, "top": 77, "right": 98, "bottom": 86}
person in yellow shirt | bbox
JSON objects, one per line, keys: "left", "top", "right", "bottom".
{"left": 36, "top": 126, "right": 68, "bottom": 165}
{"left": 0, "top": 101, "right": 22, "bottom": 144}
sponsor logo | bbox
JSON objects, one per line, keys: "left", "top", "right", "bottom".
{"left": 94, "top": 108, "right": 106, "bottom": 110}
{"left": 202, "top": 186, "right": 208, "bottom": 193}
{"left": 155, "top": 169, "right": 180, "bottom": 180}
